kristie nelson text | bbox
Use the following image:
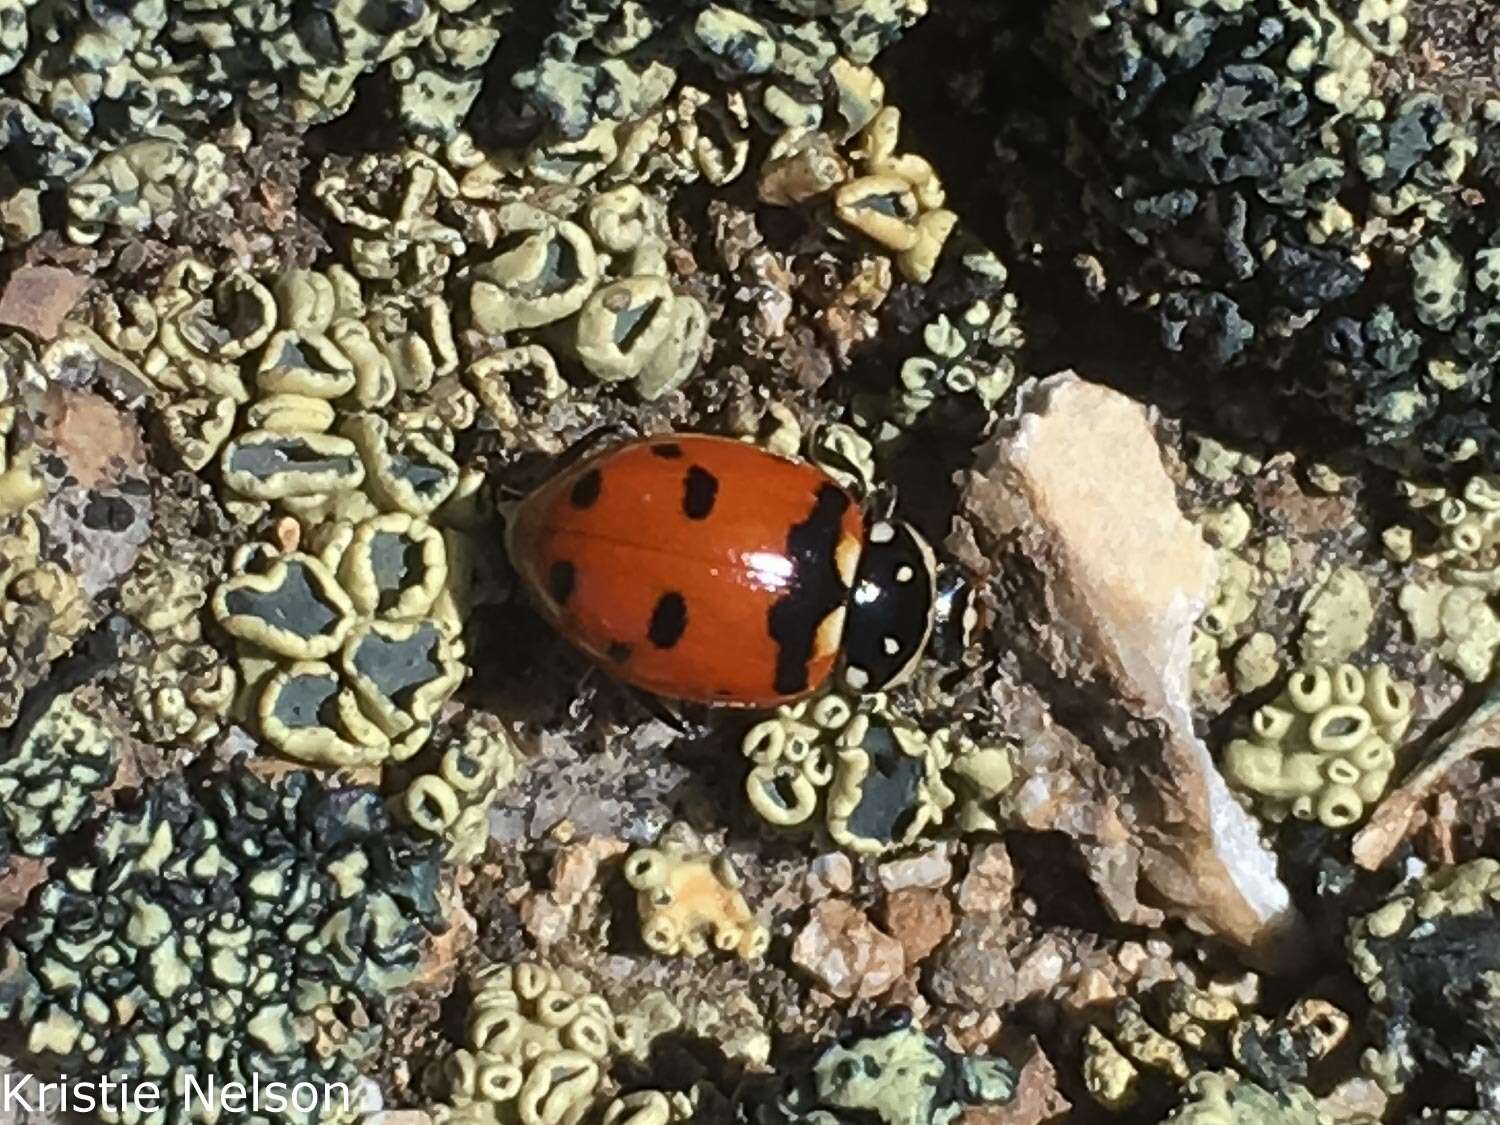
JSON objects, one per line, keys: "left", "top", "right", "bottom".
{"left": 0, "top": 1073, "right": 353, "bottom": 1115}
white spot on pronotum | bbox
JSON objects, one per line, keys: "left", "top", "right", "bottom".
{"left": 844, "top": 666, "right": 870, "bottom": 689}
{"left": 869, "top": 522, "right": 895, "bottom": 543}
{"left": 896, "top": 565, "right": 914, "bottom": 583}
{"left": 883, "top": 636, "right": 900, "bottom": 655}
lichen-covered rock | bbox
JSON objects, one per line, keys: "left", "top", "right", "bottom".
{"left": 1079, "top": 981, "right": 1348, "bottom": 1112}
{"left": 737, "top": 1011, "right": 1017, "bottom": 1125}
{"left": 603, "top": 1087, "right": 719, "bottom": 1125}
{"left": 1222, "top": 663, "right": 1413, "bottom": 829}
{"left": 0, "top": 687, "right": 118, "bottom": 858}
{"left": 397, "top": 711, "right": 520, "bottom": 864}
{"left": 0, "top": 0, "right": 508, "bottom": 245}
{"left": 465, "top": 345, "right": 568, "bottom": 443}
{"left": 0, "top": 765, "right": 444, "bottom": 1125}
{"left": 837, "top": 108, "right": 956, "bottom": 283}
{"left": 0, "top": 339, "right": 42, "bottom": 516}
{"left": 430, "top": 960, "right": 628, "bottom": 1125}
{"left": 741, "top": 691, "right": 958, "bottom": 855}
{"left": 0, "top": 512, "right": 91, "bottom": 727}
{"left": 1348, "top": 859, "right": 1500, "bottom": 1106}
{"left": 1024, "top": 0, "right": 1500, "bottom": 470}
{"left": 624, "top": 837, "right": 768, "bottom": 961}
{"left": 1162, "top": 1072, "right": 1327, "bottom": 1125}
{"left": 65, "top": 140, "right": 229, "bottom": 243}
{"left": 1394, "top": 472, "right": 1500, "bottom": 681}
{"left": 1400, "top": 580, "right": 1500, "bottom": 684}
{"left": 214, "top": 509, "right": 467, "bottom": 767}
{"left": 315, "top": 150, "right": 468, "bottom": 284}
{"left": 883, "top": 272, "right": 1020, "bottom": 430}
{"left": 470, "top": 216, "right": 603, "bottom": 333}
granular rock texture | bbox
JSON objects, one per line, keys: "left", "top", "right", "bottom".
{"left": 0, "top": 1, "right": 1499, "bottom": 1123}
{"left": 0, "top": 766, "right": 444, "bottom": 1124}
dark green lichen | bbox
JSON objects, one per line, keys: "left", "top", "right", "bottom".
{"left": 0, "top": 764, "right": 444, "bottom": 1125}
{"left": 1348, "top": 859, "right": 1500, "bottom": 1110}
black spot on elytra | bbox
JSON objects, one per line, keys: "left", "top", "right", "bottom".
{"left": 546, "top": 561, "right": 575, "bottom": 604}
{"left": 682, "top": 466, "right": 718, "bottom": 520}
{"left": 569, "top": 468, "right": 602, "bottom": 508}
{"left": 648, "top": 592, "right": 688, "bottom": 648}
{"left": 651, "top": 443, "right": 683, "bottom": 459}
{"left": 768, "top": 484, "right": 852, "bottom": 696}
{"left": 608, "top": 641, "right": 633, "bottom": 663}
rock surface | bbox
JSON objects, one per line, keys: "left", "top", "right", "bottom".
{"left": 792, "top": 900, "right": 905, "bottom": 1000}
{"left": 31, "top": 387, "right": 151, "bottom": 596}
{"left": 957, "top": 373, "right": 1302, "bottom": 957}
{"left": 880, "top": 887, "right": 954, "bottom": 964}
{"left": 958, "top": 843, "right": 1016, "bottom": 915}
{"left": 960, "top": 1039, "right": 1071, "bottom": 1124}
{"left": 878, "top": 845, "right": 953, "bottom": 891}
{"left": 0, "top": 267, "right": 90, "bottom": 340}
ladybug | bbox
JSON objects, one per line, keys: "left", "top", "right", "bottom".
{"left": 507, "top": 433, "right": 960, "bottom": 707}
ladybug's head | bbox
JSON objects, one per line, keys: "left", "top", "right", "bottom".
{"left": 840, "top": 520, "right": 935, "bottom": 692}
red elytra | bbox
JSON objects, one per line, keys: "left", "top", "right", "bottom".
{"left": 507, "top": 433, "right": 869, "bottom": 707}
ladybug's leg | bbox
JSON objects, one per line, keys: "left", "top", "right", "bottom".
{"left": 863, "top": 481, "right": 899, "bottom": 523}
{"left": 496, "top": 421, "right": 639, "bottom": 502}
{"left": 929, "top": 563, "right": 982, "bottom": 665}
{"left": 560, "top": 421, "right": 639, "bottom": 467}
{"left": 625, "top": 689, "right": 716, "bottom": 740}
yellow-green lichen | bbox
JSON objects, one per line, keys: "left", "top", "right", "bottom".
{"left": 1081, "top": 979, "right": 1348, "bottom": 1114}
{"left": 1222, "top": 663, "right": 1413, "bottom": 829}
{"left": 1400, "top": 580, "right": 1500, "bottom": 682}
{"left": 117, "top": 544, "right": 236, "bottom": 747}
{"left": 823, "top": 107, "right": 958, "bottom": 282}
{"left": 889, "top": 281, "right": 1020, "bottom": 429}
{"left": 466, "top": 345, "right": 568, "bottom": 439}
{"left": 1230, "top": 632, "right": 1282, "bottom": 695}
{"left": 623, "top": 836, "right": 768, "bottom": 961}
{"left": 217, "top": 511, "right": 467, "bottom": 767}
{"left": 340, "top": 412, "right": 460, "bottom": 518}
{"left": 1163, "top": 1072, "right": 1327, "bottom": 1125}
{"left": 430, "top": 961, "right": 623, "bottom": 1125}
{"left": 315, "top": 150, "right": 467, "bottom": 285}
{"left": 64, "top": 140, "right": 229, "bottom": 244}
{"left": 572, "top": 277, "right": 709, "bottom": 399}
{"left": 601, "top": 1089, "right": 705, "bottom": 1125}
{"left": 741, "top": 691, "right": 958, "bottom": 854}
{"left": 398, "top": 713, "right": 520, "bottom": 864}
{"left": 0, "top": 511, "right": 90, "bottom": 725}
{"left": 469, "top": 217, "right": 602, "bottom": 334}
{"left": 1298, "top": 566, "right": 1375, "bottom": 666}
{"left": 0, "top": 338, "right": 43, "bottom": 515}
{"left": 212, "top": 550, "right": 356, "bottom": 661}
{"left": 1191, "top": 502, "right": 1301, "bottom": 697}
{"left": 1395, "top": 473, "right": 1500, "bottom": 681}
{"left": 0, "top": 765, "right": 443, "bottom": 1125}
{"left": 741, "top": 1015, "right": 1017, "bottom": 1123}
